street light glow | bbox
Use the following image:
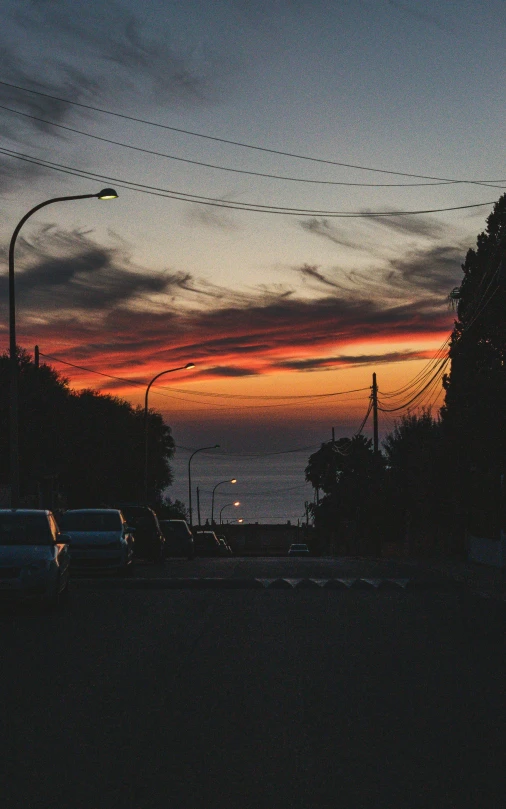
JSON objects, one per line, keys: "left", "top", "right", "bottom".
{"left": 97, "top": 188, "right": 119, "bottom": 199}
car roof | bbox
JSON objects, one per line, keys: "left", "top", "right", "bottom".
{"left": 0, "top": 509, "right": 52, "bottom": 515}
{"left": 63, "top": 508, "right": 122, "bottom": 514}
{"left": 159, "top": 519, "right": 186, "bottom": 524}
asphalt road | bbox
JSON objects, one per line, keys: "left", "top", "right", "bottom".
{"left": 2, "top": 557, "right": 506, "bottom": 809}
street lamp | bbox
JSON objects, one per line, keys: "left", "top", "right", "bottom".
{"left": 8, "top": 188, "right": 118, "bottom": 507}
{"left": 188, "top": 444, "right": 220, "bottom": 527}
{"left": 220, "top": 501, "right": 240, "bottom": 525}
{"left": 211, "top": 478, "right": 237, "bottom": 525}
{"left": 144, "top": 362, "right": 195, "bottom": 503}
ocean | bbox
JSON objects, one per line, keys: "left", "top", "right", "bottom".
{"left": 165, "top": 447, "right": 317, "bottom": 526}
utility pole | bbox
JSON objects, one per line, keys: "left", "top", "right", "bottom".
{"left": 372, "top": 372, "right": 379, "bottom": 454}
{"left": 34, "top": 345, "right": 39, "bottom": 369}
{"left": 196, "top": 486, "right": 201, "bottom": 527}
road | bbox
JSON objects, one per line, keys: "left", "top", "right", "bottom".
{"left": 1, "top": 557, "right": 506, "bottom": 808}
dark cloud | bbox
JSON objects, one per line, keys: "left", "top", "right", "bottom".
{"left": 361, "top": 210, "right": 445, "bottom": 239}
{"left": 387, "top": 243, "right": 464, "bottom": 297}
{"left": 299, "top": 264, "right": 344, "bottom": 290}
{"left": 0, "top": 2, "right": 238, "bottom": 190}
{"left": 185, "top": 205, "right": 239, "bottom": 231}
{"left": 197, "top": 366, "right": 259, "bottom": 377}
{"left": 300, "top": 218, "right": 370, "bottom": 252}
{"left": 273, "top": 350, "right": 424, "bottom": 371}
{"left": 12, "top": 1, "right": 234, "bottom": 106}
{"left": 386, "top": 0, "right": 454, "bottom": 34}
{"left": 0, "top": 225, "right": 456, "bottom": 378}
{"left": 0, "top": 227, "right": 193, "bottom": 315}
{"left": 298, "top": 238, "right": 464, "bottom": 302}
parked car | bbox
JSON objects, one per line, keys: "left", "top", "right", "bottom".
{"left": 194, "top": 530, "right": 222, "bottom": 557}
{"left": 0, "top": 509, "right": 70, "bottom": 607}
{"left": 159, "top": 519, "right": 195, "bottom": 560}
{"left": 58, "top": 509, "right": 134, "bottom": 574}
{"left": 288, "top": 543, "right": 310, "bottom": 557}
{"left": 111, "top": 504, "right": 165, "bottom": 564}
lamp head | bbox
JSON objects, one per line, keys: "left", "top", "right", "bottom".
{"left": 230, "top": 478, "right": 237, "bottom": 484}
{"left": 234, "top": 501, "right": 240, "bottom": 507}
{"left": 97, "top": 188, "right": 118, "bottom": 200}
{"left": 185, "top": 363, "right": 195, "bottom": 370}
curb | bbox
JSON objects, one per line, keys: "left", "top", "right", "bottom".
{"left": 69, "top": 576, "right": 466, "bottom": 591}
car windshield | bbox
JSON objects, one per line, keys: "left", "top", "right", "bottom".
{"left": 59, "top": 512, "right": 122, "bottom": 532}
{"left": 160, "top": 522, "right": 189, "bottom": 538}
{"left": 0, "top": 513, "right": 53, "bottom": 545}
{"left": 119, "top": 508, "right": 158, "bottom": 530}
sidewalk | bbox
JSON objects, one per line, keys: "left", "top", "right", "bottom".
{"left": 419, "top": 557, "right": 506, "bottom": 601}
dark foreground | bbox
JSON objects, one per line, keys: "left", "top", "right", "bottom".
{"left": 1, "top": 557, "right": 506, "bottom": 809}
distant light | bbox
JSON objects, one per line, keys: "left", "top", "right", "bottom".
{"left": 185, "top": 363, "right": 195, "bottom": 370}
{"left": 237, "top": 518, "right": 243, "bottom": 523}
{"left": 97, "top": 188, "right": 118, "bottom": 200}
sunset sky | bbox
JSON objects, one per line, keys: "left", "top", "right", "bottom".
{"left": 1, "top": 0, "right": 505, "bottom": 476}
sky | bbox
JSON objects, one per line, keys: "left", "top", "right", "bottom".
{"left": 0, "top": 0, "right": 505, "bottom": 519}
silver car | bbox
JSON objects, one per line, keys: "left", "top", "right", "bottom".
{"left": 0, "top": 509, "right": 70, "bottom": 607}
{"left": 58, "top": 509, "right": 134, "bottom": 574}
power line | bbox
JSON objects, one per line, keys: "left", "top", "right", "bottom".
{"left": 1, "top": 79, "right": 505, "bottom": 186}
{"left": 0, "top": 147, "right": 499, "bottom": 217}
{"left": 378, "top": 357, "right": 450, "bottom": 412}
{"left": 174, "top": 444, "right": 320, "bottom": 457}
{"left": 0, "top": 103, "right": 469, "bottom": 189}
{"left": 40, "top": 353, "right": 370, "bottom": 411}
{"left": 354, "top": 398, "right": 373, "bottom": 435}
{"left": 200, "top": 483, "right": 312, "bottom": 496}
{"left": 159, "top": 385, "right": 370, "bottom": 400}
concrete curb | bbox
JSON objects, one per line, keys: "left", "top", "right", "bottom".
{"left": 70, "top": 576, "right": 465, "bottom": 591}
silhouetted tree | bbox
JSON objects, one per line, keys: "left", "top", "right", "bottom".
{"left": 442, "top": 194, "right": 506, "bottom": 541}
{"left": 0, "top": 348, "right": 69, "bottom": 501}
{"left": 383, "top": 409, "right": 452, "bottom": 556}
{"left": 0, "top": 349, "right": 175, "bottom": 508}
{"left": 306, "top": 434, "right": 385, "bottom": 554}
{"left": 159, "top": 497, "right": 190, "bottom": 521}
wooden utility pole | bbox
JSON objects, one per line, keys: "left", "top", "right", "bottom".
{"left": 372, "top": 372, "right": 379, "bottom": 454}
{"left": 34, "top": 345, "right": 39, "bottom": 369}
{"left": 196, "top": 486, "right": 201, "bottom": 527}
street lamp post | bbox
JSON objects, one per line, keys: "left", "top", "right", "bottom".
{"left": 8, "top": 188, "right": 118, "bottom": 507}
{"left": 144, "top": 363, "right": 195, "bottom": 503}
{"left": 211, "top": 478, "right": 237, "bottom": 525}
{"left": 220, "top": 501, "right": 240, "bottom": 525}
{"left": 188, "top": 445, "right": 219, "bottom": 527}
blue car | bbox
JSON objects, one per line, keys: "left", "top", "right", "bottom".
{"left": 0, "top": 509, "right": 70, "bottom": 607}
{"left": 58, "top": 509, "right": 135, "bottom": 574}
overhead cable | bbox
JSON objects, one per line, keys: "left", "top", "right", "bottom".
{"left": 378, "top": 357, "right": 450, "bottom": 412}
{"left": 0, "top": 147, "right": 499, "bottom": 217}
{"left": 1, "top": 79, "right": 505, "bottom": 185}
{"left": 40, "top": 353, "right": 369, "bottom": 410}
{"left": 174, "top": 443, "right": 321, "bottom": 457}
{"left": 354, "top": 398, "right": 373, "bottom": 435}
{"left": 0, "top": 104, "right": 469, "bottom": 188}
